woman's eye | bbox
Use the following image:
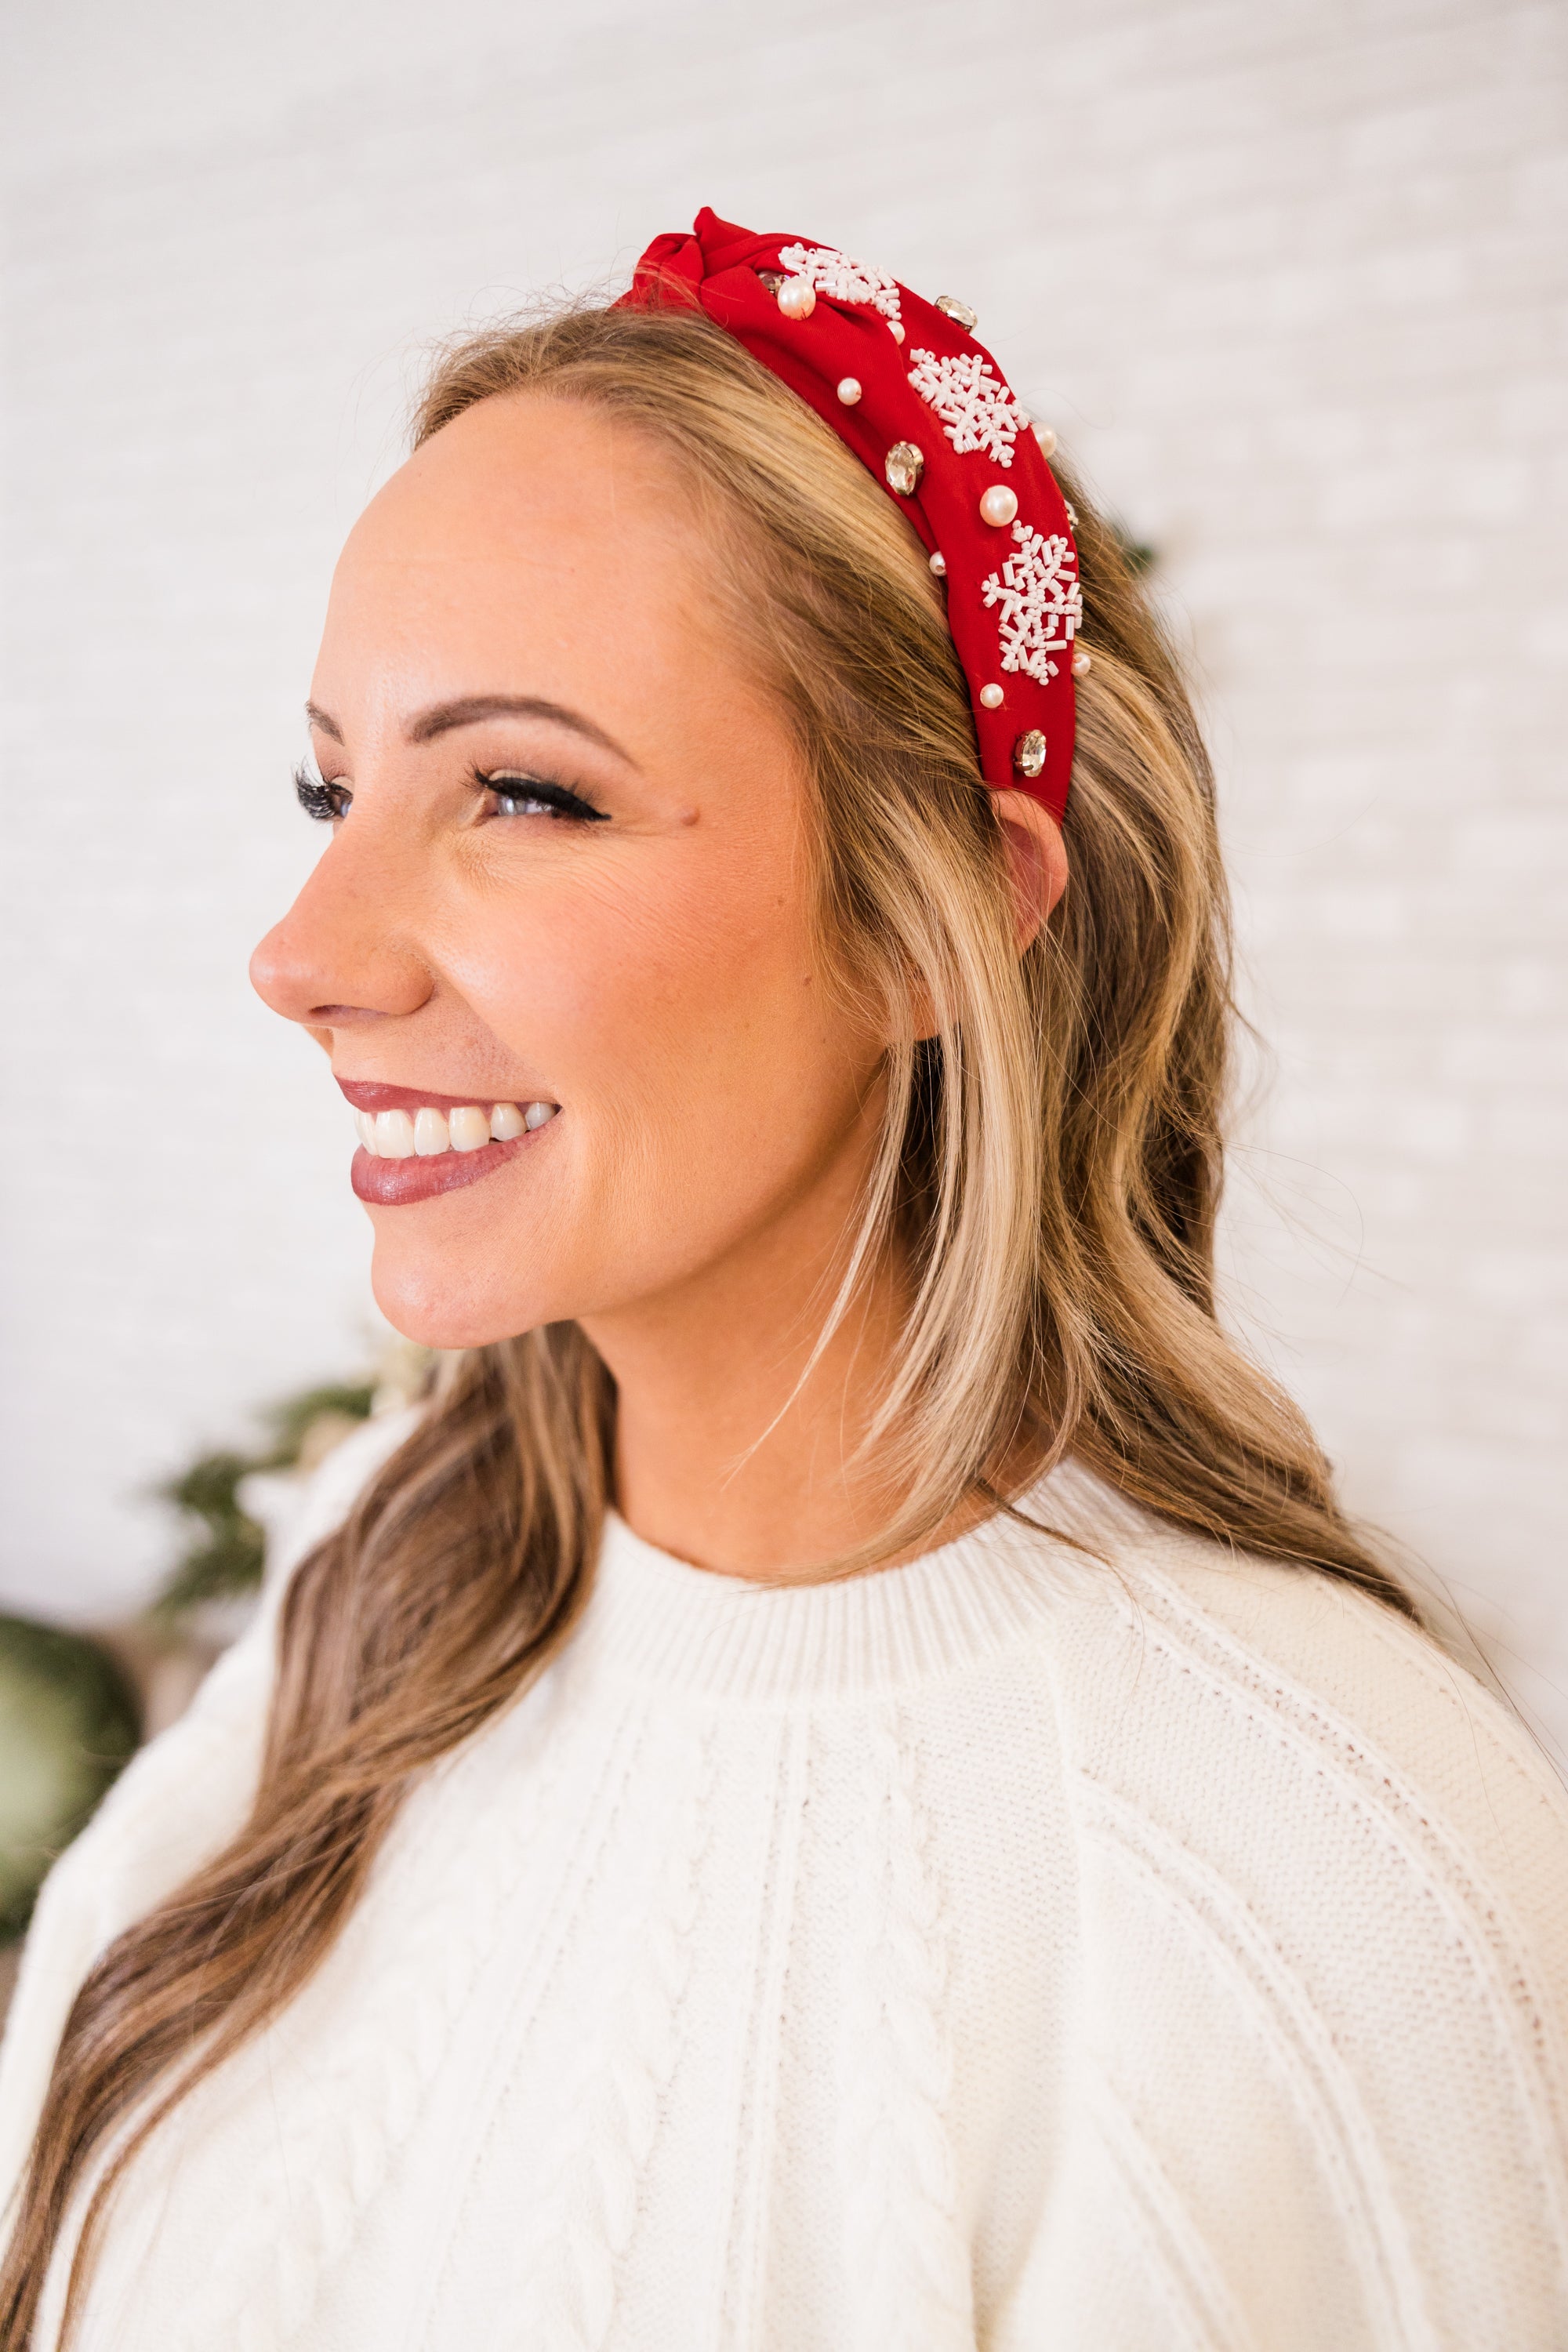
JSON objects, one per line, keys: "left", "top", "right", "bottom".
{"left": 481, "top": 771, "right": 608, "bottom": 825}
{"left": 294, "top": 761, "right": 352, "bottom": 822}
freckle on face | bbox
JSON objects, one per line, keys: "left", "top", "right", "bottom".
{"left": 278, "top": 394, "right": 889, "bottom": 1352}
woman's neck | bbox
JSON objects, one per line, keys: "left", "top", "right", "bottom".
{"left": 580, "top": 1194, "right": 989, "bottom": 1582}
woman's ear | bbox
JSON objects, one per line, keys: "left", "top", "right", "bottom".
{"left": 992, "top": 790, "right": 1069, "bottom": 953}
{"left": 906, "top": 790, "right": 1069, "bottom": 1044}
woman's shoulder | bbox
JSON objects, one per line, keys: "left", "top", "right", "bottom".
{"left": 0, "top": 1406, "right": 425, "bottom": 2202}
{"left": 64, "top": 1405, "right": 423, "bottom": 1885}
{"left": 1023, "top": 1465, "right": 1568, "bottom": 2042}
{"left": 973, "top": 1474, "right": 1568, "bottom": 2335}
{"left": 1046, "top": 1476, "right": 1563, "bottom": 1819}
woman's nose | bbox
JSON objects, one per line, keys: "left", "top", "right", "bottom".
{"left": 249, "top": 822, "right": 434, "bottom": 1031}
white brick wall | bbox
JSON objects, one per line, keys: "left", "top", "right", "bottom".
{"left": 2, "top": 0, "right": 1564, "bottom": 1744}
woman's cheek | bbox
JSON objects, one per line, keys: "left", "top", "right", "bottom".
{"left": 474, "top": 870, "right": 769, "bottom": 1100}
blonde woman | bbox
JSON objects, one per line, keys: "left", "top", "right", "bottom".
{"left": 2, "top": 210, "right": 1566, "bottom": 2350}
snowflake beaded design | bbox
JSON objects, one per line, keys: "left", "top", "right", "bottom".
{"left": 981, "top": 522, "right": 1083, "bottom": 684}
{"left": 906, "top": 348, "right": 1026, "bottom": 467}
{"left": 776, "top": 242, "right": 902, "bottom": 323}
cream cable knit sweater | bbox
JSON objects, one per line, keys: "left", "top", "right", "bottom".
{"left": 3, "top": 1414, "right": 1568, "bottom": 2351}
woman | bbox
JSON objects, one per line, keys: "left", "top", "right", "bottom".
{"left": 2, "top": 209, "right": 1565, "bottom": 2350}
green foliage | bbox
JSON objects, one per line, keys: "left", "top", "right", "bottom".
{"left": 0, "top": 1617, "right": 140, "bottom": 1938}
{"left": 152, "top": 1381, "right": 376, "bottom": 1620}
{"left": 265, "top": 1382, "right": 377, "bottom": 1461}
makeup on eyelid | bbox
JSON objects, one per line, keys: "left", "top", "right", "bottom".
{"left": 293, "top": 754, "right": 610, "bottom": 827}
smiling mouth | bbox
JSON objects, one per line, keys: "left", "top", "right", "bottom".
{"left": 336, "top": 1079, "right": 558, "bottom": 1206}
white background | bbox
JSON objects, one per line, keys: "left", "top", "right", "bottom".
{"left": 2, "top": 0, "right": 1564, "bottom": 1746}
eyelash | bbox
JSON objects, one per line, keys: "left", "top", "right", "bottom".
{"left": 291, "top": 761, "right": 608, "bottom": 826}
{"left": 294, "top": 762, "right": 350, "bottom": 822}
{"left": 472, "top": 768, "right": 608, "bottom": 824}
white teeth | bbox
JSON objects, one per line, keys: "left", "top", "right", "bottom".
{"left": 449, "top": 1105, "right": 491, "bottom": 1152}
{"left": 375, "top": 1109, "right": 416, "bottom": 1159}
{"left": 355, "top": 1098, "right": 555, "bottom": 1156}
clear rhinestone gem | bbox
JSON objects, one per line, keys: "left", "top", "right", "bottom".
{"left": 884, "top": 441, "right": 925, "bottom": 496}
{"left": 935, "top": 294, "right": 978, "bottom": 331}
{"left": 1012, "top": 729, "right": 1047, "bottom": 779}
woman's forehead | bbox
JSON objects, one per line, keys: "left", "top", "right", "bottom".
{"left": 343, "top": 394, "right": 686, "bottom": 573}
{"left": 313, "top": 397, "right": 789, "bottom": 792}
{"left": 321, "top": 401, "right": 717, "bottom": 695}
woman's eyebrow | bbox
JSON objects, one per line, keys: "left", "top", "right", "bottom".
{"left": 303, "top": 695, "right": 639, "bottom": 767}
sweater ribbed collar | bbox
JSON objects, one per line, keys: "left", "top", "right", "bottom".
{"left": 575, "top": 1462, "right": 1148, "bottom": 1704}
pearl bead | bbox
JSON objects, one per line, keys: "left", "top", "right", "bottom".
{"left": 927, "top": 550, "right": 946, "bottom": 576}
{"left": 978, "top": 684, "right": 1004, "bottom": 710}
{"left": 1012, "top": 729, "right": 1047, "bottom": 779}
{"left": 776, "top": 276, "right": 816, "bottom": 320}
{"left": 1072, "top": 648, "right": 1092, "bottom": 677}
{"left": 836, "top": 376, "right": 862, "bottom": 405}
{"left": 979, "top": 485, "right": 1018, "bottom": 528}
{"left": 1033, "top": 420, "right": 1058, "bottom": 458}
{"left": 888, "top": 320, "right": 906, "bottom": 344}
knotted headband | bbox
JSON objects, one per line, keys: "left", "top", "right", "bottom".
{"left": 619, "top": 206, "right": 1083, "bottom": 821}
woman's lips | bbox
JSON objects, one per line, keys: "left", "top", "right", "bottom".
{"left": 336, "top": 1077, "right": 543, "bottom": 1115}
{"left": 336, "top": 1076, "right": 558, "bottom": 1207}
{"left": 351, "top": 1134, "right": 535, "bottom": 1206}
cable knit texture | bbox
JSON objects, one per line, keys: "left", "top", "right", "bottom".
{"left": 3, "top": 1414, "right": 1567, "bottom": 2350}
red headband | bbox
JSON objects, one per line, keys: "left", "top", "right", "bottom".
{"left": 619, "top": 207, "right": 1082, "bottom": 821}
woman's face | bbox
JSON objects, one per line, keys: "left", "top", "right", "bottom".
{"left": 251, "top": 395, "right": 889, "bottom": 1351}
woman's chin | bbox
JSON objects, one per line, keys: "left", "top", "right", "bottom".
{"left": 368, "top": 1252, "right": 553, "bottom": 1354}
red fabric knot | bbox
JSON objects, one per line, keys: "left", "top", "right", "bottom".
{"left": 617, "top": 207, "right": 1080, "bottom": 818}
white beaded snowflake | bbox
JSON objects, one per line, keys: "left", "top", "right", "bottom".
{"left": 981, "top": 522, "right": 1083, "bottom": 684}
{"left": 777, "top": 242, "right": 902, "bottom": 323}
{"left": 906, "top": 347, "right": 1025, "bottom": 467}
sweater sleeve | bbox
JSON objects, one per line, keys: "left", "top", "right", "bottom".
{"left": 0, "top": 1408, "right": 420, "bottom": 2223}
{"left": 1000, "top": 1533, "right": 1568, "bottom": 2352}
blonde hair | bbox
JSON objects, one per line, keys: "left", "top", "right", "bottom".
{"left": 0, "top": 297, "right": 1414, "bottom": 2344}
